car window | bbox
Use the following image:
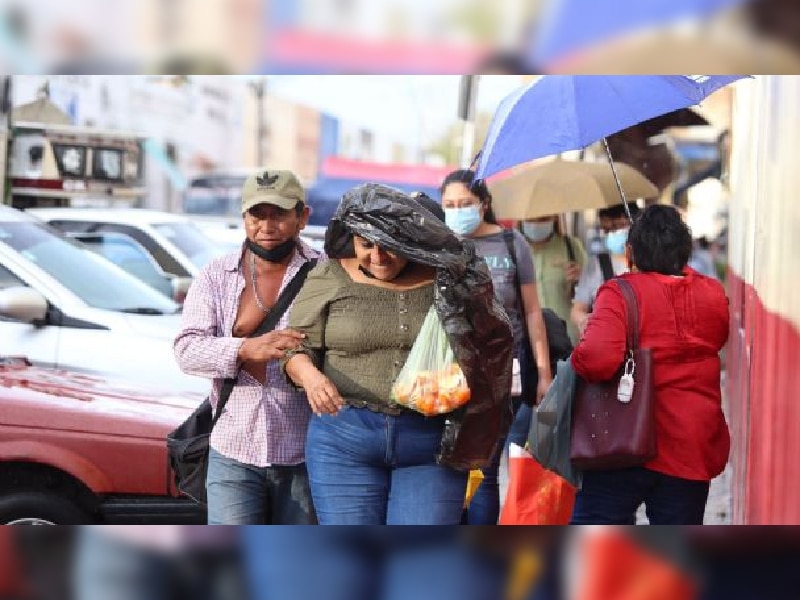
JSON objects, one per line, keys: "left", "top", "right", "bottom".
{"left": 0, "top": 221, "right": 178, "bottom": 313}
{"left": 0, "top": 263, "right": 26, "bottom": 290}
{"left": 77, "top": 235, "right": 173, "bottom": 298}
{"left": 96, "top": 224, "right": 191, "bottom": 277}
{"left": 151, "top": 222, "right": 225, "bottom": 269}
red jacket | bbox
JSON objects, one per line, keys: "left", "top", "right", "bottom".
{"left": 571, "top": 268, "right": 730, "bottom": 481}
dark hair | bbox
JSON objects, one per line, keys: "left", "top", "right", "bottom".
{"left": 598, "top": 202, "right": 641, "bottom": 221}
{"left": 409, "top": 191, "right": 445, "bottom": 222}
{"left": 475, "top": 51, "right": 534, "bottom": 75}
{"left": 627, "top": 204, "right": 693, "bottom": 275}
{"left": 440, "top": 169, "right": 498, "bottom": 224}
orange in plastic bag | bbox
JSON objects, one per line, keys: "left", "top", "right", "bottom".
{"left": 391, "top": 308, "right": 471, "bottom": 416}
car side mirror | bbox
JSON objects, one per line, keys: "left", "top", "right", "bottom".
{"left": 170, "top": 277, "right": 193, "bottom": 304}
{"left": 0, "top": 286, "right": 48, "bottom": 324}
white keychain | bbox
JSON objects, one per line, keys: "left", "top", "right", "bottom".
{"left": 617, "top": 355, "right": 635, "bottom": 403}
{"left": 511, "top": 358, "right": 522, "bottom": 396}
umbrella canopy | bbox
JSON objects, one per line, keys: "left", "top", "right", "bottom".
{"left": 488, "top": 160, "right": 658, "bottom": 220}
{"left": 475, "top": 75, "right": 747, "bottom": 180}
{"left": 529, "top": 0, "right": 746, "bottom": 67}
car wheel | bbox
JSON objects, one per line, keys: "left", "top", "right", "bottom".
{"left": 0, "top": 491, "right": 93, "bottom": 525}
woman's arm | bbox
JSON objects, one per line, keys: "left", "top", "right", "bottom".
{"left": 285, "top": 354, "right": 343, "bottom": 416}
{"left": 571, "top": 300, "right": 591, "bottom": 336}
{"left": 520, "top": 282, "right": 552, "bottom": 403}
{"left": 570, "top": 282, "right": 628, "bottom": 382}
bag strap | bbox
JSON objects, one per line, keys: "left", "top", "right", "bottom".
{"left": 564, "top": 235, "right": 576, "bottom": 263}
{"left": 614, "top": 278, "right": 639, "bottom": 352}
{"left": 598, "top": 252, "right": 615, "bottom": 282}
{"left": 211, "top": 258, "right": 317, "bottom": 428}
{"left": 502, "top": 230, "right": 532, "bottom": 345}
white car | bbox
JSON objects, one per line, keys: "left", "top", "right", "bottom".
{"left": 0, "top": 206, "right": 208, "bottom": 394}
{"left": 28, "top": 208, "right": 228, "bottom": 279}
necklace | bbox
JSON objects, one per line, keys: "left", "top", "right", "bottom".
{"left": 249, "top": 250, "right": 270, "bottom": 313}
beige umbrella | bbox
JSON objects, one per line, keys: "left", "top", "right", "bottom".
{"left": 488, "top": 160, "right": 658, "bottom": 220}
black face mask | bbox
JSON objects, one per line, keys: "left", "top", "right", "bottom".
{"left": 246, "top": 238, "right": 296, "bottom": 263}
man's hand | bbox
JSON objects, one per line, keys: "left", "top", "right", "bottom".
{"left": 239, "top": 329, "right": 306, "bottom": 362}
{"left": 302, "top": 370, "right": 344, "bottom": 416}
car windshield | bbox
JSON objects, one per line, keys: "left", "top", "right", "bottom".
{"left": 151, "top": 222, "right": 226, "bottom": 269}
{"left": 0, "top": 221, "right": 179, "bottom": 313}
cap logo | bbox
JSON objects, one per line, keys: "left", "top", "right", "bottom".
{"left": 256, "top": 171, "right": 280, "bottom": 188}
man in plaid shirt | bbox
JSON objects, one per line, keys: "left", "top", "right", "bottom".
{"left": 174, "top": 170, "right": 320, "bottom": 524}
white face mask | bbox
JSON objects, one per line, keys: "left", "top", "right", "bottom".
{"left": 522, "top": 221, "right": 554, "bottom": 242}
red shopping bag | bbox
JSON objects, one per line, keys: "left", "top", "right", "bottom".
{"left": 499, "top": 444, "right": 577, "bottom": 525}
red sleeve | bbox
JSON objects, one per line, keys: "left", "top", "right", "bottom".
{"left": 571, "top": 280, "right": 628, "bottom": 382}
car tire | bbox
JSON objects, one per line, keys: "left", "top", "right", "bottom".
{"left": 0, "top": 491, "right": 93, "bottom": 525}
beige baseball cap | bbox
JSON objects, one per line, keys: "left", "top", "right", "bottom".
{"left": 241, "top": 169, "right": 306, "bottom": 213}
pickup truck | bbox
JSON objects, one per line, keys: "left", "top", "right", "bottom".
{"left": 0, "top": 356, "right": 206, "bottom": 525}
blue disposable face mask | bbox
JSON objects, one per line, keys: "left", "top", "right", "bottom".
{"left": 522, "top": 221, "right": 554, "bottom": 242}
{"left": 605, "top": 227, "right": 629, "bottom": 255}
{"left": 444, "top": 205, "right": 482, "bottom": 236}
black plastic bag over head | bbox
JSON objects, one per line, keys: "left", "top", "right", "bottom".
{"left": 326, "top": 183, "right": 514, "bottom": 470}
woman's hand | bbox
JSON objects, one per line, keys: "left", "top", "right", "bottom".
{"left": 302, "top": 370, "right": 344, "bottom": 416}
{"left": 564, "top": 261, "right": 582, "bottom": 284}
{"left": 535, "top": 372, "right": 552, "bottom": 405}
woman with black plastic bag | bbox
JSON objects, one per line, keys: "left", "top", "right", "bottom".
{"left": 283, "top": 183, "right": 514, "bottom": 525}
{"left": 440, "top": 169, "right": 552, "bottom": 525}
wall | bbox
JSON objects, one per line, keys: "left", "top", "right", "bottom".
{"left": 726, "top": 75, "right": 800, "bottom": 524}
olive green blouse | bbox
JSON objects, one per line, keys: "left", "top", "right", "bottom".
{"left": 286, "top": 260, "right": 434, "bottom": 414}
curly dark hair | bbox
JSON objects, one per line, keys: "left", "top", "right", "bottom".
{"left": 627, "top": 204, "right": 693, "bottom": 276}
{"left": 440, "top": 169, "right": 498, "bottom": 224}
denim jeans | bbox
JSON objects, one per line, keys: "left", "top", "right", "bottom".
{"left": 569, "top": 466, "right": 711, "bottom": 525}
{"left": 466, "top": 397, "right": 530, "bottom": 525}
{"left": 305, "top": 406, "right": 468, "bottom": 525}
{"left": 206, "top": 447, "right": 316, "bottom": 525}
{"left": 243, "top": 528, "right": 508, "bottom": 600}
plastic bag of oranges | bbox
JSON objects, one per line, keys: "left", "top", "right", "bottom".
{"left": 391, "top": 307, "right": 471, "bottom": 416}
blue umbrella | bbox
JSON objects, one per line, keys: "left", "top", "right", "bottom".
{"left": 529, "top": 0, "right": 746, "bottom": 67}
{"left": 475, "top": 75, "right": 747, "bottom": 220}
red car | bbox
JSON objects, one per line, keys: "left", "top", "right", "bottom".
{"left": 0, "top": 356, "right": 206, "bottom": 524}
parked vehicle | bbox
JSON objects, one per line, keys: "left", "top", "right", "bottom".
{"left": 0, "top": 205, "right": 208, "bottom": 394}
{"left": 28, "top": 207, "right": 228, "bottom": 278}
{"left": 66, "top": 230, "right": 192, "bottom": 303}
{"left": 0, "top": 356, "right": 205, "bottom": 524}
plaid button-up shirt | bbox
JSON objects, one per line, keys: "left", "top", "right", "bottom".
{"left": 174, "top": 240, "right": 320, "bottom": 467}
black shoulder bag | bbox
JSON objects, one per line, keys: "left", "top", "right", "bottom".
{"left": 166, "top": 259, "right": 316, "bottom": 506}
{"left": 503, "top": 231, "right": 573, "bottom": 405}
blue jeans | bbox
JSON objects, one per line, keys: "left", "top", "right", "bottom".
{"left": 466, "top": 397, "right": 530, "bottom": 525}
{"left": 570, "top": 467, "right": 710, "bottom": 525}
{"left": 243, "top": 528, "right": 508, "bottom": 600}
{"left": 305, "top": 406, "right": 468, "bottom": 525}
{"left": 206, "top": 448, "right": 316, "bottom": 525}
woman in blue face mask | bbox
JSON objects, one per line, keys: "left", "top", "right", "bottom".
{"left": 441, "top": 169, "right": 552, "bottom": 526}
{"left": 520, "top": 215, "right": 587, "bottom": 344}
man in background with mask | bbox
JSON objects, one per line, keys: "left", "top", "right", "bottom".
{"left": 520, "top": 214, "right": 587, "bottom": 343}
{"left": 570, "top": 202, "right": 640, "bottom": 336}
{"left": 174, "top": 169, "right": 320, "bottom": 525}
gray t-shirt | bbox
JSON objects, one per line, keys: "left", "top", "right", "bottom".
{"left": 573, "top": 253, "right": 629, "bottom": 307}
{"left": 471, "top": 229, "right": 535, "bottom": 357}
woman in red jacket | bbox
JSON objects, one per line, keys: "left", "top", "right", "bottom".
{"left": 570, "top": 204, "right": 730, "bottom": 525}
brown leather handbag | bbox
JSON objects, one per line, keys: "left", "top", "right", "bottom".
{"left": 570, "top": 278, "right": 656, "bottom": 470}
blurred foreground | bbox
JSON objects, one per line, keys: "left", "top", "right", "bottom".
{"left": 2, "top": 526, "right": 799, "bottom": 600}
